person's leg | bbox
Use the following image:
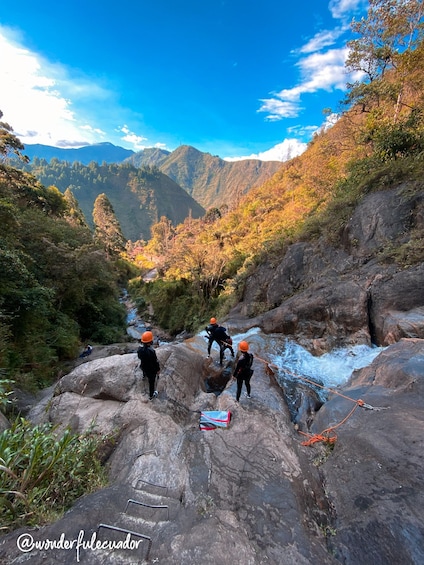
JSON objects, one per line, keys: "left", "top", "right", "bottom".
{"left": 236, "top": 376, "right": 243, "bottom": 401}
{"left": 219, "top": 343, "right": 225, "bottom": 365}
{"left": 147, "top": 373, "right": 156, "bottom": 399}
{"left": 207, "top": 337, "right": 213, "bottom": 355}
{"left": 245, "top": 377, "right": 251, "bottom": 397}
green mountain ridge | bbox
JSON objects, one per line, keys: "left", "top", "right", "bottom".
{"left": 23, "top": 142, "right": 283, "bottom": 211}
{"left": 18, "top": 159, "right": 205, "bottom": 241}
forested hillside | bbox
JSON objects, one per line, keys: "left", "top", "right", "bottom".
{"left": 0, "top": 115, "right": 130, "bottom": 389}
{"left": 13, "top": 159, "right": 205, "bottom": 241}
{"left": 130, "top": 0, "right": 424, "bottom": 334}
{"left": 127, "top": 144, "right": 282, "bottom": 209}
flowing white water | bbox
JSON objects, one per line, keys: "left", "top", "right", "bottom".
{"left": 230, "top": 327, "right": 384, "bottom": 392}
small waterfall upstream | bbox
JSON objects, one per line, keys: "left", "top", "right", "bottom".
{"left": 229, "top": 326, "right": 383, "bottom": 392}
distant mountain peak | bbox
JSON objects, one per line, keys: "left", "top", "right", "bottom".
{"left": 23, "top": 142, "right": 135, "bottom": 165}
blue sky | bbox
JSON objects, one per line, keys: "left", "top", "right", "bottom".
{"left": 1, "top": 0, "right": 366, "bottom": 161}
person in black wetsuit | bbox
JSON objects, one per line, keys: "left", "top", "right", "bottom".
{"left": 233, "top": 341, "right": 254, "bottom": 402}
{"left": 137, "top": 331, "right": 160, "bottom": 400}
{"left": 205, "top": 317, "right": 235, "bottom": 365}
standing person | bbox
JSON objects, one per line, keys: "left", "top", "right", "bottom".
{"left": 137, "top": 331, "right": 160, "bottom": 400}
{"left": 233, "top": 341, "right": 254, "bottom": 402}
{"left": 205, "top": 317, "right": 235, "bottom": 365}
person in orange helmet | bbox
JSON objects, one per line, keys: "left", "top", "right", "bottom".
{"left": 137, "top": 330, "right": 160, "bottom": 400}
{"left": 205, "top": 317, "right": 234, "bottom": 365}
{"left": 233, "top": 341, "right": 254, "bottom": 402}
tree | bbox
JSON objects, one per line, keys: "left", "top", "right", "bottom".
{"left": 345, "top": 0, "right": 424, "bottom": 158}
{"left": 0, "top": 110, "right": 28, "bottom": 162}
{"left": 148, "top": 216, "right": 175, "bottom": 255}
{"left": 92, "top": 193, "right": 126, "bottom": 255}
{"left": 63, "top": 187, "right": 89, "bottom": 228}
{"left": 346, "top": 0, "right": 424, "bottom": 115}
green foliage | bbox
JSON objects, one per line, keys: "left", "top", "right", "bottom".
{"left": 93, "top": 193, "right": 126, "bottom": 255}
{"left": 0, "top": 379, "right": 14, "bottom": 414}
{"left": 12, "top": 158, "right": 205, "bottom": 241}
{"left": 299, "top": 152, "right": 424, "bottom": 249}
{"left": 0, "top": 418, "right": 110, "bottom": 531}
{"left": 129, "top": 277, "right": 211, "bottom": 335}
{"left": 0, "top": 120, "right": 127, "bottom": 389}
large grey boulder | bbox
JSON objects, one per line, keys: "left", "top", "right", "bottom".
{"left": 0, "top": 337, "right": 336, "bottom": 565}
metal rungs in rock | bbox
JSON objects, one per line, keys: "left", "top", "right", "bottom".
{"left": 125, "top": 498, "right": 170, "bottom": 521}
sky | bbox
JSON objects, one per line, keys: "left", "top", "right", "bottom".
{"left": 0, "top": 0, "right": 367, "bottom": 162}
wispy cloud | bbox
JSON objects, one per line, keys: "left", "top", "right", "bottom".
{"left": 0, "top": 26, "right": 148, "bottom": 150}
{"left": 257, "top": 0, "right": 365, "bottom": 123}
{"left": 329, "top": 0, "right": 365, "bottom": 21}
{"left": 258, "top": 47, "right": 348, "bottom": 121}
{"left": 299, "top": 28, "right": 344, "bottom": 54}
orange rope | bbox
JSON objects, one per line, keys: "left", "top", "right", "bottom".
{"left": 297, "top": 402, "right": 361, "bottom": 446}
{"left": 255, "top": 354, "right": 368, "bottom": 447}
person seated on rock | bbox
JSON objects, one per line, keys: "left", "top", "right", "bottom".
{"left": 233, "top": 341, "right": 254, "bottom": 402}
{"left": 205, "top": 317, "right": 235, "bottom": 365}
{"left": 79, "top": 344, "right": 93, "bottom": 358}
{"left": 137, "top": 331, "right": 160, "bottom": 400}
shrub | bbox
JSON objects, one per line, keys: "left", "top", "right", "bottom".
{"left": 0, "top": 418, "right": 111, "bottom": 531}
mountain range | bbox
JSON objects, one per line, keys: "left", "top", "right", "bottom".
{"left": 125, "top": 145, "right": 282, "bottom": 208}
{"left": 23, "top": 142, "right": 135, "bottom": 164}
{"left": 23, "top": 142, "right": 283, "bottom": 209}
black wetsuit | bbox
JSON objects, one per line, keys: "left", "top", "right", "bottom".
{"left": 137, "top": 344, "right": 160, "bottom": 399}
{"left": 234, "top": 351, "right": 254, "bottom": 401}
{"left": 206, "top": 324, "right": 235, "bottom": 364}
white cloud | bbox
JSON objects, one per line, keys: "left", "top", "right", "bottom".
{"left": 0, "top": 26, "right": 151, "bottom": 151}
{"left": 0, "top": 27, "right": 98, "bottom": 147}
{"left": 258, "top": 0, "right": 366, "bottom": 125}
{"left": 258, "top": 48, "right": 348, "bottom": 121}
{"left": 118, "top": 125, "right": 148, "bottom": 151}
{"left": 224, "top": 138, "right": 307, "bottom": 163}
{"left": 329, "top": 0, "right": 364, "bottom": 20}
{"left": 257, "top": 98, "right": 301, "bottom": 121}
{"left": 299, "top": 29, "right": 343, "bottom": 54}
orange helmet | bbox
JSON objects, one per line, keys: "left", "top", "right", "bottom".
{"left": 141, "top": 331, "right": 154, "bottom": 343}
{"left": 210, "top": 317, "right": 217, "bottom": 324}
{"left": 239, "top": 341, "right": 249, "bottom": 352}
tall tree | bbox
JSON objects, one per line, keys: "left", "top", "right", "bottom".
{"left": 92, "top": 193, "right": 126, "bottom": 255}
{"left": 0, "top": 110, "right": 28, "bottom": 162}
{"left": 346, "top": 0, "right": 424, "bottom": 114}
{"left": 63, "top": 187, "right": 89, "bottom": 228}
{"left": 345, "top": 0, "right": 424, "bottom": 158}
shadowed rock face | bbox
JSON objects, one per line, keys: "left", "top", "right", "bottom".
{"left": 1, "top": 337, "right": 423, "bottom": 565}
{"left": 236, "top": 185, "right": 424, "bottom": 354}
{"left": 311, "top": 338, "right": 424, "bottom": 565}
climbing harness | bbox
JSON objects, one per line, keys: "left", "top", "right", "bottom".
{"left": 255, "top": 354, "right": 388, "bottom": 447}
